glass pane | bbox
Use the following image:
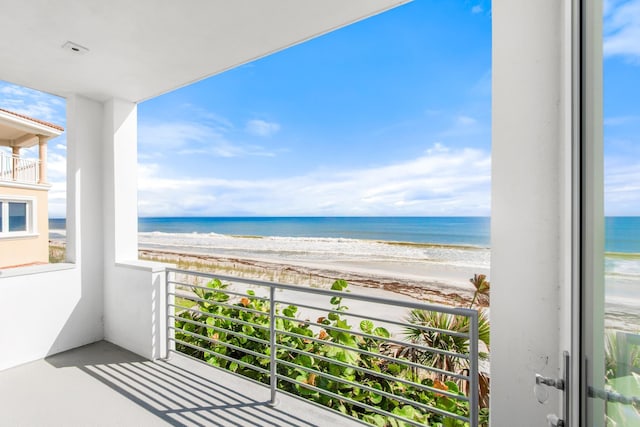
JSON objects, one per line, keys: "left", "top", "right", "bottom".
{"left": 599, "top": 1, "right": 640, "bottom": 424}
{"left": 8, "top": 202, "right": 26, "bottom": 232}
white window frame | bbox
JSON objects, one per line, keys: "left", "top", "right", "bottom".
{"left": 0, "top": 195, "right": 38, "bottom": 238}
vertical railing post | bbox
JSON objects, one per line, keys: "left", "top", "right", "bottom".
{"left": 469, "top": 310, "right": 479, "bottom": 426}
{"left": 166, "top": 269, "right": 175, "bottom": 359}
{"left": 166, "top": 269, "right": 170, "bottom": 359}
{"left": 269, "top": 286, "right": 277, "bottom": 406}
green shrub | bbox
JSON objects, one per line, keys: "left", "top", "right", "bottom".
{"left": 174, "top": 278, "right": 480, "bottom": 426}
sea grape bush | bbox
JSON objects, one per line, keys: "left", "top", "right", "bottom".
{"left": 174, "top": 278, "right": 486, "bottom": 426}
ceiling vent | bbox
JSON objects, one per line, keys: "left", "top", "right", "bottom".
{"left": 62, "top": 41, "right": 89, "bottom": 55}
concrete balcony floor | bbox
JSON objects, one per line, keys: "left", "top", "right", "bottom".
{"left": 0, "top": 341, "right": 363, "bottom": 427}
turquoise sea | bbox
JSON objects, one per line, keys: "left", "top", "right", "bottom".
{"left": 49, "top": 216, "right": 640, "bottom": 253}
{"left": 137, "top": 216, "right": 491, "bottom": 247}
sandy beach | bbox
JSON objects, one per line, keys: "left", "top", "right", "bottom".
{"left": 139, "top": 247, "right": 489, "bottom": 309}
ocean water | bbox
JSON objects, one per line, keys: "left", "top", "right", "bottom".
{"left": 137, "top": 216, "right": 491, "bottom": 247}
{"left": 49, "top": 216, "right": 640, "bottom": 253}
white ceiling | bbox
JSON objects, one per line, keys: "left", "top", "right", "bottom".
{"left": 0, "top": 0, "right": 409, "bottom": 103}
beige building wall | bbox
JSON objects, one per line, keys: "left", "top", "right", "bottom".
{"left": 0, "top": 185, "right": 49, "bottom": 268}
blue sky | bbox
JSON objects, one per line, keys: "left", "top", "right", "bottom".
{"left": 0, "top": 0, "right": 638, "bottom": 217}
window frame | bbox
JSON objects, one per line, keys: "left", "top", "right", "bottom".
{"left": 0, "top": 195, "right": 37, "bottom": 238}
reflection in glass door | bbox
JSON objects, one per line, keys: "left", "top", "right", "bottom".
{"left": 583, "top": 1, "right": 640, "bottom": 425}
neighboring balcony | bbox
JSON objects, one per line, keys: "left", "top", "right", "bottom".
{"left": 0, "top": 152, "right": 40, "bottom": 185}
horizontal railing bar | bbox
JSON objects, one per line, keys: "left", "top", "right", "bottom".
{"left": 274, "top": 343, "right": 469, "bottom": 398}
{"left": 169, "top": 293, "right": 270, "bottom": 318}
{"left": 276, "top": 374, "right": 425, "bottom": 427}
{"left": 172, "top": 339, "right": 270, "bottom": 375}
{"left": 167, "top": 268, "right": 476, "bottom": 317}
{"left": 170, "top": 327, "right": 270, "bottom": 361}
{"left": 169, "top": 280, "right": 270, "bottom": 302}
{"left": 275, "top": 314, "right": 470, "bottom": 360}
{"left": 277, "top": 374, "right": 468, "bottom": 425}
{"left": 272, "top": 297, "right": 471, "bottom": 339}
{"left": 277, "top": 322, "right": 469, "bottom": 361}
{"left": 170, "top": 314, "right": 270, "bottom": 347}
{"left": 173, "top": 288, "right": 468, "bottom": 347}
{"left": 169, "top": 304, "right": 271, "bottom": 332}
{"left": 172, "top": 309, "right": 468, "bottom": 381}
{"left": 277, "top": 357, "right": 467, "bottom": 409}
{"left": 276, "top": 329, "right": 468, "bottom": 380}
{"left": 167, "top": 349, "right": 271, "bottom": 391}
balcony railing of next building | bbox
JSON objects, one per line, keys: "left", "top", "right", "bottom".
{"left": 166, "top": 267, "right": 484, "bottom": 426}
{"left": 0, "top": 151, "right": 40, "bottom": 185}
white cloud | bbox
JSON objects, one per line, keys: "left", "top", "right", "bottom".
{"left": 245, "top": 119, "right": 281, "bottom": 137}
{"left": 0, "top": 82, "right": 65, "bottom": 124}
{"left": 456, "top": 115, "right": 477, "bottom": 126}
{"left": 604, "top": 0, "right": 640, "bottom": 61}
{"left": 137, "top": 143, "right": 491, "bottom": 217}
{"left": 46, "top": 151, "right": 67, "bottom": 217}
{"left": 437, "top": 112, "right": 486, "bottom": 139}
{"left": 604, "top": 115, "right": 640, "bottom": 126}
{"left": 139, "top": 120, "right": 274, "bottom": 158}
{"left": 426, "top": 142, "right": 449, "bottom": 154}
{"left": 471, "top": 5, "right": 483, "bottom": 14}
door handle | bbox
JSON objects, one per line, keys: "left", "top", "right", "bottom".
{"left": 535, "top": 351, "right": 570, "bottom": 426}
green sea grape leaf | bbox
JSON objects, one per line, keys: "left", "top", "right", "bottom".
{"left": 362, "top": 414, "right": 386, "bottom": 427}
{"left": 444, "top": 380, "right": 459, "bottom": 394}
{"left": 331, "top": 279, "right": 348, "bottom": 291}
{"left": 373, "top": 327, "right": 390, "bottom": 338}
{"left": 360, "top": 320, "right": 374, "bottom": 333}
{"left": 392, "top": 405, "right": 416, "bottom": 421}
{"left": 283, "top": 306, "right": 296, "bottom": 317}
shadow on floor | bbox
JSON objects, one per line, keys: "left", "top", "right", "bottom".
{"left": 43, "top": 341, "right": 347, "bottom": 427}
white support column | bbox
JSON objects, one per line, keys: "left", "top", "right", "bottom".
{"left": 492, "top": 1, "right": 571, "bottom": 425}
{"left": 61, "top": 94, "right": 106, "bottom": 347}
{"left": 102, "top": 98, "right": 169, "bottom": 359}
{"left": 102, "top": 98, "right": 138, "bottom": 264}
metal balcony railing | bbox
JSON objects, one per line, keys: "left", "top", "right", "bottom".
{"left": 166, "top": 268, "right": 481, "bottom": 426}
{"left": 0, "top": 152, "right": 39, "bottom": 184}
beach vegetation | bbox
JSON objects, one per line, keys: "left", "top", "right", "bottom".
{"left": 604, "top": 330, "right": 640, "bottom": 380}
{"left": 174, "top": 278, "right": 486, "bottom": 426}
{"left": 402, "top": 309, "right": 491, "bottom": 410}
{"left": 468, "top": 274, "right": 490, "bottom": 308}
{"left": 401, "top": 275, "right": 491, "bottom": 411}
{"left": 48, "top": 242, "right": 66, "bottom": 263}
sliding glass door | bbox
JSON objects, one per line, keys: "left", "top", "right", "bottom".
{"left": 583, "top": 1, "right": 640, "bottom": 425}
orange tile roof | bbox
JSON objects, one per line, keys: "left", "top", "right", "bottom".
{"left": 0, "top": 108, "right": 64, "bottom": 132}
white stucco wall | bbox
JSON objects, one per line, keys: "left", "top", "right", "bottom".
{"left": 0, "top": 95, "right": 108, "bottom": 370}
{"left": 492, "top": 0, "right": 571, "bottom": 425}
{"left": 0, "top": 266, "right": 79, "bottom": 370}
{"left": 105, "top": 262, "right": 168, "bottom": 360}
